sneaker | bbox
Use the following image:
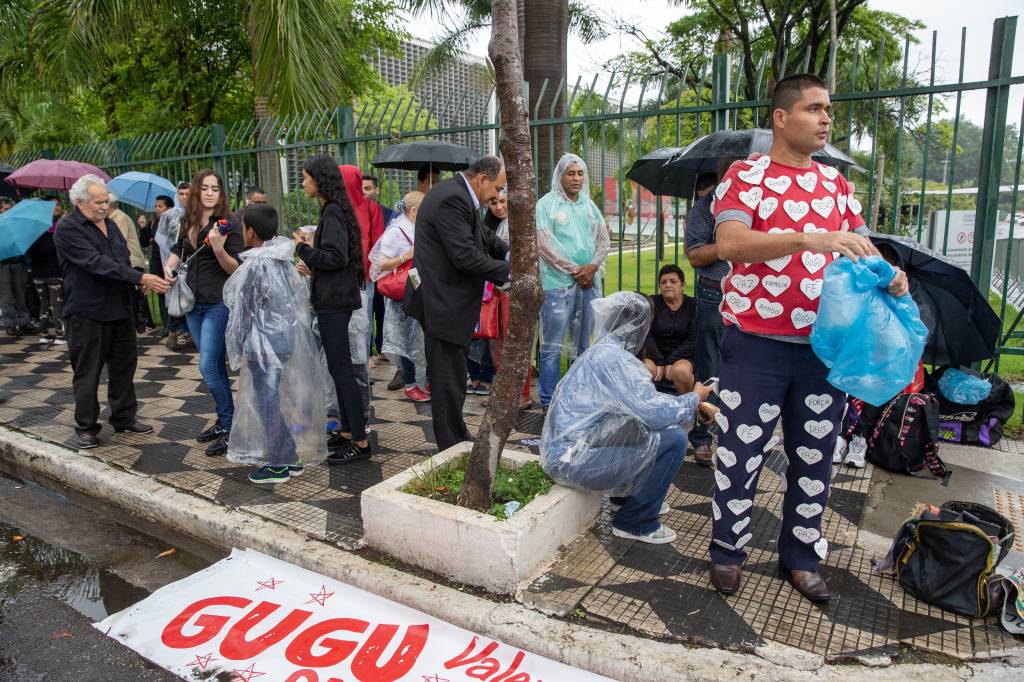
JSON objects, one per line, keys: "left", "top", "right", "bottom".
{"left": 164, "top": 331, "right": 178, "bottom": 350}
{"left": 326, "top": 441, "right": 372, "bottom": 465}
{"left": 205, "top": 436, "right": 228, "bottom": 457}
{"left": 52, "top": 337, "right": 66, "bottom": 346}
{"left": 474, "top": 384, "right": 492, "bottom": 396}
{"left": 611, "top": 524, "right": 677, "bottom": 545}
{"left": 287, "top": 463, "right": 305, "bottom": 477}
{"left": 387, "top": 370, "right": 404, "bottom": 391}
{"left": 38, "top": 335, "right": 55, "bottom": 344}
{"left": 609, "top": 500, "right": 671, "bottom": 516}
{"left": 327, "top": 432, "right": 350, "bottom": 451}
{"left": 248, "top": 466, "right": 290, "bottom": 484}
{"left": 403, "top": 386, "right": 431, "bottom": 402}
{"left": 833, "top": 436, "right": 848, "bottom": 464}
{"left": 844, "top": 435, "right": 867, "bottom": 469}
{"left": 197, "top": 424, "right": 228, "bottom": 443}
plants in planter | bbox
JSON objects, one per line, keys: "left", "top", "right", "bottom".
{"left": 402, "top": 453, "right": 554, "bottom": 520}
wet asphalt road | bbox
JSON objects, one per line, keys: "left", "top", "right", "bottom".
{"left": 0, "top": 470, "right": 223, "bottom": 681}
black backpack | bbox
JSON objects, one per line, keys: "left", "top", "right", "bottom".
{"left": 867, "top": 393, "right": 950, "bottom": 482}
{"left": 927, "top": 366, "right": 1015, "bottom": 447}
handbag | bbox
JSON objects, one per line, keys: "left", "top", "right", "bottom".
{"left": 377, "top": 227, "right": 413, "bottom": 301}
{"left": 166, "top": 244, "right": 205, "bottom": 317}
{"left": 473, "top": 283, "right": 500, "bottom": 340}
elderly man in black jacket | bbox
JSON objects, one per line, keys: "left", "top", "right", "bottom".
{"left": 55, "top": 174, "right": 170, "bottom": 449}
{"left": 405, "top": 155, "right": 509, "bottom": 451}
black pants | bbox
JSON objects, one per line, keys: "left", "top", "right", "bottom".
{"left": 372, "top": 287, "right": 386, "bottom": 355}
{"left": 318, "top": 310, "right": 367, "bottom": 441}
{"left": 66, "top": 315, "right": 138, "bottom": 435}
{"left": 424, "top": 333, "right": 471, "bottom": 451}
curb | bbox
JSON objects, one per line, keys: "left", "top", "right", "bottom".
{"left": 1, "top": 428, "right": 1021, "bottom": 681}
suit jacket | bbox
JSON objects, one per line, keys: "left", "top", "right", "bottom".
{"left": 405, "top": 176, "right": 509, "bottom": 345}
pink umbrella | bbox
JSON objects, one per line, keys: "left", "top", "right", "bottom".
{"left": 5, "top": 159, "right": 111, "bottom": 190}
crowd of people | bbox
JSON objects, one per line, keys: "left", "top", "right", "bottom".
{"left": 0, "top": 73, "right": 909, "bottom": 604}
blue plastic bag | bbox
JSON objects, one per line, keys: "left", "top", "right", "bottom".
{"left": 810, "top": 256, "right": 928, "bottom": 406}
{"left": 938, "top": 368, "right": 992, "bottom": 405}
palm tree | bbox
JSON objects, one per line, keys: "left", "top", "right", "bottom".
{"left": 401, "top": 0, "right": 606, "bottom": 193}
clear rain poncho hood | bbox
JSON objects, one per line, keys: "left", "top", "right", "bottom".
{"left": 540, "top": 292, "right": 698, "bottom": 496}
{"left": 222, "top": 236, "right": 327, "bottom": 467}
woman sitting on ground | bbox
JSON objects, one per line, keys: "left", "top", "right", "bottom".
{"left": 642, "top": 264, "right": 697, "bottom": 395}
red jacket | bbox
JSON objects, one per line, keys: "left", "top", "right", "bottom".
{"left": 340, "top": 165, "right": 384, "bottom": 282}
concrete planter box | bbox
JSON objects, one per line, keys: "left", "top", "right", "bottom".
{"left": 361, "top": 443, "right": 602, "bottom": 594}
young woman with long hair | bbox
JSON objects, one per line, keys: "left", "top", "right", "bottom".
{"left": 294, "top": 155, "right": 371, "bottom": 464}
{"left": 163, "top": 169, "right": 242, "bottom": 456}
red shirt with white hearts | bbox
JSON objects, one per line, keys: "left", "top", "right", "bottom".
{"left": 712, "top": 156, "right": 865, "bottom": 337}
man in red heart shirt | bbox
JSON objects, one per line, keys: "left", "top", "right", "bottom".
{"left": 707, "top": 74, "right": 908, "bottom": 602}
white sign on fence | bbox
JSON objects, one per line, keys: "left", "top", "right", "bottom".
{"left": 95, "top": 548, "right": 611, "bottom": 682}
{"left": 928, "top": 210, "right": 976, "bottom": 270}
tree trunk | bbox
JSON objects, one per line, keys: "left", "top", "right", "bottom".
{"left": 249, "top": 26, "right": 284, "bottom": 212}
{"left": 523, "top": 0, "right": 569, "bottom": 195}
{"left": 460, "top": 0, "right": 543, "bottom": 510}
{"left": 827, "top": 0, "right": 838, "bottom": 91}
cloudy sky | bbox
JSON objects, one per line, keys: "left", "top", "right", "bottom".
{"left": 408, "top": 0, "right": 1024, "bottom": 125}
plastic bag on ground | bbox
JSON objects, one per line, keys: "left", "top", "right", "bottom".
{"left": 810, "top": 255, "right": 928, "bottom": 407}
{"left": 938, "top": 367, "right": 993, "bottom": 405}
{"left": 222, "top": 236, "right": 327, "bottom": 466}
{"left": 541, "top": 291, "right": 698, "bottom": 496}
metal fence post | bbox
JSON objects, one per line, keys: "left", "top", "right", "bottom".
{"left": 336, "top": 106, "right": 357, "bottom": 166}
{"left": 210, "top": 124, "right": 227, "bottom": 186}
{"left": 970, "top": 16, "right": 1017, "bottom": 294}
{"left": 711, "top": 53, "right": 729, "bottom": 132}
{"left": 113, "top": 139, "right": 130, "bottom": 176}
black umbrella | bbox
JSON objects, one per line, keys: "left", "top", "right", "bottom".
{"left": 624, "top": 147, "right": 698, "bottom": 198}
{"left": 869, "top": 232, "right": 1001, "bottom": 367}
{"left": 370, "top": 140, "right": 478, "bottom": 172}
{"left": 666, "top": 129, "right": 859, "bottom": 172}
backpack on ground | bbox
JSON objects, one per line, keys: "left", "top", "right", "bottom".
{"left": 866, "top": 392, "right": 950, "bottom": 481}
{"left": 888, "top": 501, "right": 1015, "bottom": 618}
{"left": 927, "top": 366, "right": 1015, "bottom": 447}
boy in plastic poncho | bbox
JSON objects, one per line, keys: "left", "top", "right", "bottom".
{"left": 223, "top": 205, "right": 327, "bottom": 484}
{"left": 541, "top": 292, "right": 713, "bottom": 544}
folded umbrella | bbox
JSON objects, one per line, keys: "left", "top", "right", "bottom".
{"left": 108, "top": 171, "right": 177, "bottom": 211}
{"left": 0, "top": 199, "right": 57, "bottom": 260}
{"left": 371, "top": 140, "right": 477, "bottom": 172}
{"left": 869, "top": 232, "right": 1001, "bottom": 366}
{"left": 5, "top": 159, "right": 111, "bottom": 190}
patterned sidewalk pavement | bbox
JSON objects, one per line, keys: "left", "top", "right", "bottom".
{"left": 1, "top": 333, "right": 1021, "bottom": 664}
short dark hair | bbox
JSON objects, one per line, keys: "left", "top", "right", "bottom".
{"left": 363, "top": 175, "right": 379, "bottom": 186}
{"left": 658, "top": 263, "right": 686, "bottom": 283}
{"left": 177, "top": 181, "right": 190, "bottom": 191}
{"left": 154, "top": 195, "right": 174, "bottom": 209}
{"left": 769, "top": 73, "right": 829, "bottom": 121}
{"left": 465, "top": 155, "right": 503, "bottom": 181}
{"left": 695, "top": 173, "right": 718, "bottom": 193}
{"left": 417, "top": 167, "right": 439, "bottom": 183}
{"left": 43, "top": 194, "right": 60, "bottom": 201}
{"left": 243, "top": 203, "right": 278, "bottom": 241}
{"left": 245, "top": 185, "right": 265, "bottom": 197}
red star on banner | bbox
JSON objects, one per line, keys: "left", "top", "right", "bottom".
{"left": 305, "top": 585, "right": 335, "bottom": 607}
{"left": 187, "top": 652, "right": 216, "bottom": 670}
{"left": 255, "top": 577, "right": 284, "bottom": 591}
{"left": 422, "top": 675, "right": 450, "bottom": 682}
{"left": 232, "top": 662, "right": 266, "bottom": 681}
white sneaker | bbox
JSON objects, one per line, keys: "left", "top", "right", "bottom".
{"left": 37, "top": 336, "right": 54, "bottom": 344}
{"left": 52, "top": 338, "right": 66, "bottom": 346}
{"left": 844, "top": 436, "right": 867, "bottom": 469}
{"left": 611, "top": 523, "right": 677, "bottom": 544}
{"left": 609, "top": 500, "right": 671, "bottom": 516}
{"left": 832, "top": 436, "right": 848, "bottom": 464}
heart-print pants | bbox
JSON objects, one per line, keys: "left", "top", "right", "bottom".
{"left": 709, "top": 326, "right": 845, "bottom": 571}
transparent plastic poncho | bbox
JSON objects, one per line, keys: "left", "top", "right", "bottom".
{"left": 369, "top": 213, "right": 427, "bottom": 388}
{"left": 540, "top": 291, "right": 699, "bottom": 496}
{"left": 222, "top": 236, "right": 327, "bottom": 466}
{"left": 811, "top": 255, "right": 928, "bottom": 407}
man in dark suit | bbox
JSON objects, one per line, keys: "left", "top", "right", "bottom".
{"left": 405, "top": 155, "right": 509, "bottom": 451}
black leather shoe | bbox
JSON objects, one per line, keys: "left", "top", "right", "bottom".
{"left": 77, "top": 432, "right": 100, "bottom": 449}
{"left": 205, "top": 437, "right": 228, "bottom": 457}
{"left": 115, "top": 421, "right": 154, "bottom": 434}
{"left": 197, "top": 424, "right": 228, "bottom": 443}
{"left": 779, "top": 566, "right": 831, "bottom": 602}
{"left": 387, "top": 370, "right": 404, "bottom": 391}
{"left": 710, "top": 564, "right": 742, "bottom": 594}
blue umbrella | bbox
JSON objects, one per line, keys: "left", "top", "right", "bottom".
{"left": 0, "top": 199, "right": 57, "bottom": 260}
{"left": 107, "top": 171, "right": 176, "bottom": 211}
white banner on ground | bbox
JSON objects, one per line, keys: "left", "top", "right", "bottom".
{"left": 95, "top": 548, "right": 611, "bottom": 682}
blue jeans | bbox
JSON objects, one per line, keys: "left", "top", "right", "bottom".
{"left": 539, "top": 283, "right": 600, "bottom": 406}
{"left": 467, "top": 339, "right": 495, "bottom": 383}
{"left": 248, "top": 361, "right": 295, "bottom": 466}
{"left": 611, "top": 427, "right": 688, "bottom": 535}
{"left": 690, "top": 279, "right": 724, "bottom": 448}
{"left": 185, "top": 301, "right": 234, "bottom": 429}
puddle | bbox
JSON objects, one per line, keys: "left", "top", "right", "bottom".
{"left": 0, "top": 519, "right": 150, "bottom": 621}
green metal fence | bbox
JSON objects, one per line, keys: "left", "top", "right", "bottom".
{"left": 4, "top": 16, "right": 1024, "bottom": 372}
